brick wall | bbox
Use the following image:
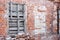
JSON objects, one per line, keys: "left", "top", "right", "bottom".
{"left": 0, "top": 0, "right": 7, "bottom": 36}
{"left": 0, "top": 0, "right": 58, "bottom": 37}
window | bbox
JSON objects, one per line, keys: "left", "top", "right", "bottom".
{"left": 8, "top": 2, "right": 25, "bottom": 38}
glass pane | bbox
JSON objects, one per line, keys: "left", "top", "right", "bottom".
{"left": 18, "top": 12, "right": 24, "bottom": 16}
{"left": 11, "top": 4, "right": 17, "bottom": 11}
{"left": 18, "top": 5, "right": 24, "bottom": 11}
{"left": 11, "top": 12, "right": 17, "bottom": 16}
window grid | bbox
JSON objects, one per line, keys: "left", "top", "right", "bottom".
{"left": 8, "top": 2, "right": 25, "bottom": 38}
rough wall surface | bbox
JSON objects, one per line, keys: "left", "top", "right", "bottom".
{"left": 0, "top": 0, "right": 58, "bottom": 39}
{"left": 0, "top": 0, "right": 7, "bottom": 36}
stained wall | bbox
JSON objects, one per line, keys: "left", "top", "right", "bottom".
{"left": 0, "top": 0, "right": 57, "bottom": 37}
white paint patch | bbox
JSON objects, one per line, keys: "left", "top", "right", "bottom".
{"left": 34, "top": 6, "right": 46, "bottom": 34}
{"left": 38, "top": 5, "right": 47, "bottom": 11}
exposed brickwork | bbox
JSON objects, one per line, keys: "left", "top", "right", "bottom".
{"left": 0, "top": 0, "right": 58, "bottom": 39}
{"left": 0, "top": 0, "right": 7, "bottom": 36}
